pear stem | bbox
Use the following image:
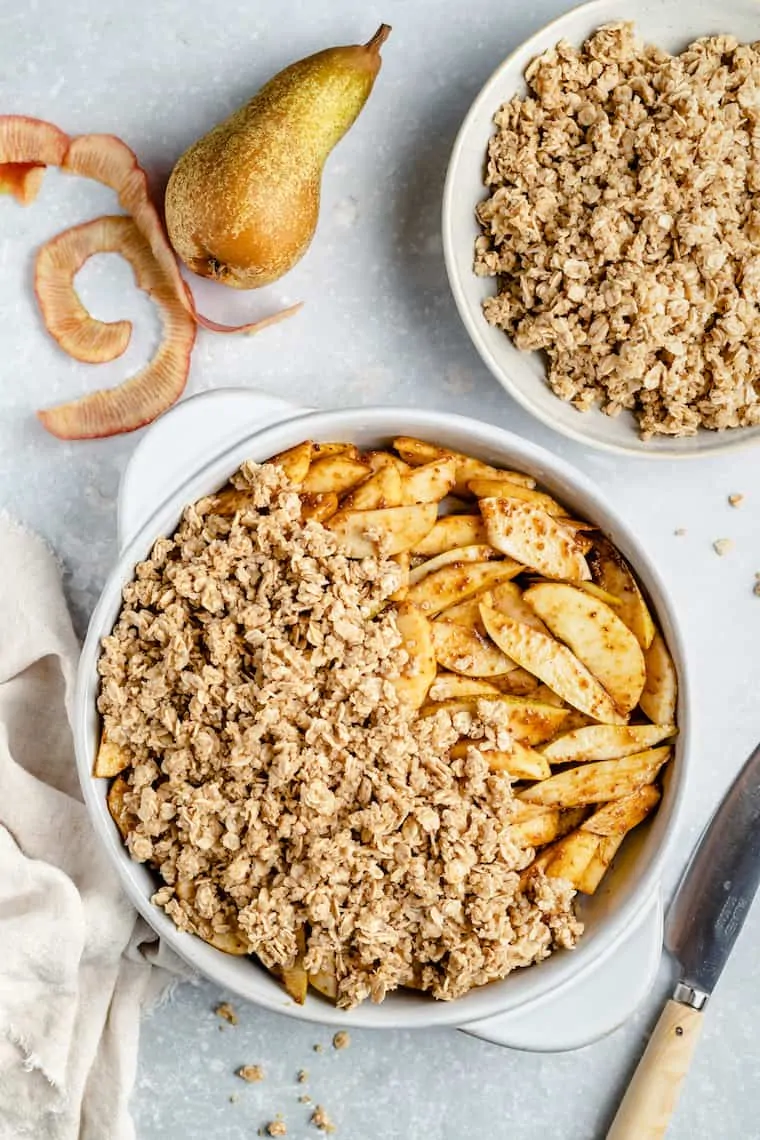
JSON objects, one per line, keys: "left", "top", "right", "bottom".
{"left": 365, "top": 24, "right": 391, "bottom": 54}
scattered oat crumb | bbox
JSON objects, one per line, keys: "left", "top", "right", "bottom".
{"left": 299, "top": 1094, "right": 312, "bottom": 1104}
{"left": 297, "top": 1069, "right": 308, "bottom": 1083}
{"left": 311, "top": 1105, "right": 336, "bottom": 1133}
{"left": 214, "top": 1002, "right": 238, "bottom": 1025}
{"left": 266, "top": 1119, "right": 287, "bottom": 1137}
{"left": 237, "top": 1064, "right": 264, "bottom": 1083}
{"left": 313, "top": 1044, "right": 323, "bottom": 1054}
{"left": 713, "top": 538, "right": 734, "bottom": 557}
{"left": 728, "top": 494, "right": 745, "bottom": 507}
{"left": 674, "top": 528, "right": 687, "bottom": 537}
{"left": 229, "top": 1094, "right": 239, "bottom": 1104}
{"left": 332, "top": 1031, "right": 350, "bottom": 1051}
{"left": 754, "top": 579, "right": 760, "bottom": 596}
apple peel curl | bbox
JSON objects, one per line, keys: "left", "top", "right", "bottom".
{"left": 36, "top": 217, "right": 196, "bottom": 439}
{"left": 0, "top": 116, "right": 300, "bottom": 438}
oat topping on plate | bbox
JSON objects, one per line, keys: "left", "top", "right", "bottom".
{"left": 475, "top": 22, "right": 760, "bottom": 439}
{"left": 97, "top": 461, "right": 581, "bottom": 1008}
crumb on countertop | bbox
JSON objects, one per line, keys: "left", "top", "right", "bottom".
{"left": 313, "top": 1044, "right": 323, "bottom": 1054}
{"left": 229, "top": 1094, "right": 238, "bottom": 1104}
{"left": 332, "top": 1031, "right": 350, "bottom": 1051}
{"left": 713, "top": 538, "right": 734, "bottom": 556}
{"left": 266, "top": 1120, "right": 287, "bottom": 1137}
{"left": 311, "top": 1105, "right": 336, "bottom": 1134}
{"left": 674, "top": 528, "right": 687, "bottom": 537}
{"left": 214, "top": 1002, "right": 238, "bottom": 1025}
{"left": 754, "top": 579, "right": 760, "bottom": 596}
{"left": 297, "top": 1069, "right": 308, "bottom": 1083}
{"left": 728, "top": 493, "right": 745, "bottom": 507}
{"left": 237, "top": 1064, "right": 264, "bottom": 1083}
{"left": 299, "top": 1094, "right": 312, "bottom": 1104}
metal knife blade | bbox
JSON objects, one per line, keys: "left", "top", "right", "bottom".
{"left": 665, "top": 739, "right": 760, "bottom": 1006}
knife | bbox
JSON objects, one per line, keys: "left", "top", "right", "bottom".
{"left": 607, "top": 739, "right": 760, "bottom": 1140}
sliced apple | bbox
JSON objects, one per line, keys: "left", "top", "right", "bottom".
{"left": 392, "top": 437, "right": 535, "bottom": 493}
{"left": 449, "top": 738, "right": 551, "bottom": 780}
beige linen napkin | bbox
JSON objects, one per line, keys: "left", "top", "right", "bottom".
{"left": 0, "top": 514, "right": 189, "bottom": 1140}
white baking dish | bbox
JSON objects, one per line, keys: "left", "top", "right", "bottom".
{"left": 74, "top": 390, "right": 689, "bottom": 1049}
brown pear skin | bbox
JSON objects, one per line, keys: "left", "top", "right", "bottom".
{"left": 165, "top": 24, "right": 390, "bottom": 289}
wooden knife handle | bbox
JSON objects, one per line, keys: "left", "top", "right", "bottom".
{"left": 606, "top": 999, "right": 704, "bottom": 1140}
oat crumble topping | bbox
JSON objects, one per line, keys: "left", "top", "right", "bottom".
{"left": 475, "top": 22, "right": 760, "bottom": 439}
{"left": 332, "top": 1031, "right": 350, "bottom": 1051}
{"left": 98, "top": 461, "right": 581, "bottom": 1008}
{"left": 266, "top": 1120, "right": 287, "bottom": 1137}
{"left": 713, "top": 538, "right": 734, "bottom": 556}
{"left": 728, "top": 493, "right": 745, "bottom": 507}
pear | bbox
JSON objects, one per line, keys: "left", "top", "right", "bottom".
{"left": 165, "top": 24, "right": 390, "bottom": 289}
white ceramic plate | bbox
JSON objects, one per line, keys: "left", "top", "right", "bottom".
{"left": 76, "top": 399, "right": 689, "bottom": 1032}
{"left": 443, "top": 0, "right": 760, "bottom": 458}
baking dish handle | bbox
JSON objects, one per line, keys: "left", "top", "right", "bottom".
{"left": 118, "top": 388, "right": 307, "bottom": 552}
{"left": 460, "top": 890, "right": 663, "bottom": 1052}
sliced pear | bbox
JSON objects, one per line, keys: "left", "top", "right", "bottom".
{"left": 541, "top": 723, "right": 676, "bottom": 765}
{"left": 507, "top": 806, "right": 587, "bottom": 848}
{"left": 391, "top": 602, "right": 437, "bottom": 708}
{"left": 392, "top": 437, "right": 535, "bottom": 493}
{"left": 480, "top": 498, "right": 590, "bottom": 581}
{"left": 300, "top": 492, "right": 339, "bottom": 523}
{"left": 94, "top": 735, "right": 131, "bottom": 777}
{"left": 518, "top": 746, "right": 670, "bottom": 806}
{"left": 524, "top": 582, "right": 645, "bottom": 714}
{"left": 301, "top": 453, "right": 370, "bottom": 495}
{"left": 468, "top": 478, "right": 563, "bottom": 515}
{"left": 575, "top": 832, "right": 626, "bottom": 895}
{"left": 450, "top": 738, "right": 551, "bottom": 780}
{"left": 581, "top": 784, "right": 661, "bottom": 837}
{"left": 482, "top": 582, "right": 550, "bottom": 635}
{"left": 411, "top": 514, "right": 487, "bottom": 556}
{"left": 406, "top": 559, "right": 522, "bottom": 617}
{"left": 107, "top": 774, "right": 136, "bottom": 841}
{"left": 539, "top": 830, "right": 601, "bottom": 888}
{"left": 588, "top": 536, "right": 655, "bottom": 649}
{"left": 427, "top": 673, "right": 502, "bottom": 702}
{"left": 326, "top": 503, "right": 437, "bottom": 558}
{"left": 480, "top": 605, "right": 626, "bottom": 724}
{"left": 420, "top": 695, "right": 569, "bottom": 745}
{"left": 268, "top": 441, "right": 313, "bottom": 485}
{"left": 366, "top": 450, "right": 410, "bottom": 475}
{"left": 341, "top": 464, "right": 402, "bottom": 510}
{"left": 309, "top": 968, "right": 338, "bottom": 1000}
{"left": 639, "top": 631, "right": 678, "bottom": 724}
{"left": 400, "top": 457, "right": 457, "bottom": 504}
{"left": 408, "top": 544, "right": 499, "bottom": 587}
{"left": 430, "top": 620, "right": 516, "bottom": 677}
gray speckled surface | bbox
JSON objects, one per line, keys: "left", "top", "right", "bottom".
{"left": 2, "top": 1, "right": 760, "bottom": 1136}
